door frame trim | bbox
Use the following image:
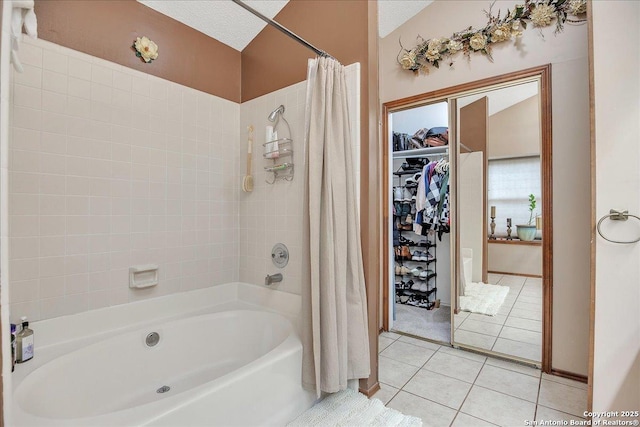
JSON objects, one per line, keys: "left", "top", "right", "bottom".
{"left": 381, "top": 65, "right": 553, "bottom": 373}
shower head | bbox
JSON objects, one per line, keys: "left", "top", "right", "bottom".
{"left": 268, "top": 105, "right": 285, "bottom": 122}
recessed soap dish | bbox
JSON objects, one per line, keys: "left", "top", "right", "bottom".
{"left": 129, "top": 264, "right": 159, "bottom": 289}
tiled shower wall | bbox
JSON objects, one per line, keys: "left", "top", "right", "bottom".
{"left": 238, "top": 81, "right": 307, "bottom": 294}
{"left": 238, "top": 64, "right": 360, "bottom": 295}
{"left": 8, "top": 38, "right": 239, "bottom": 322}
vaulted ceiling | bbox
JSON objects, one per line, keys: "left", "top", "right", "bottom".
{"left": 138, "top": 0, "right": 433, "bottom": 51}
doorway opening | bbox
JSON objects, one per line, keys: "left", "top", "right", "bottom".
{"left": 388, "top": 102, "right": 452, "bottom": 343}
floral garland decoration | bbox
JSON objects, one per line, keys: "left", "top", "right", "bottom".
{"left": 398, "top": 0, "right": 587, "bottom": 74}
{"left": 133, "top": 36, "right": 159, "bottom": 63}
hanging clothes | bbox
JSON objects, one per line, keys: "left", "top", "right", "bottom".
{"left": 413, "top": 158, "right": 450, "bottom": 239}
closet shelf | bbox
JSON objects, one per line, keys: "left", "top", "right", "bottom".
{"left": 392, "top": 146, "right": 449, "bottom": 159}
{"left": 393, "top": 169, "right": 423, "bottom": 176}
{"left": 397, "top": 288, "right": 437, "bottom": 296}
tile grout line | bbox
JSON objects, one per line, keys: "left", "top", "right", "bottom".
{"left": 381, "top": 336, "right": 440, "bottom": 390}
{"left": 448, "top": 354, "right": 490, "bottom": 427}
{"left": 492, "top": 279, "right": 526, "bottom": 353}
{"left": 380, "top": 333, "right": 556, "bottom": 425}
{"left": 539, "top": 375, "right": 589, "bottom": 391}
{"left": 534, "top": 369, "right": 542, "bottom": 422}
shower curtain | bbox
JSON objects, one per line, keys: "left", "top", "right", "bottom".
{"left": 302, "top": 57, "right": 370, "bottom": 395}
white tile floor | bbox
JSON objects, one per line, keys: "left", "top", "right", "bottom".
{"left": 454, "top": 274, "right": 542, "bottom": 362}
{"left": 374, "top": 332, "right": 588, "bottom": 427}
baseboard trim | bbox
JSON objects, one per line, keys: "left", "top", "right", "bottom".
{"left": 550, "top": 368, "right": 588, "bottom": 384}
{"left": 359, "top": 381, "right": 380, "bottom": 397}
{"left": 488, "top": 270, "right": 542, "bottom": 279}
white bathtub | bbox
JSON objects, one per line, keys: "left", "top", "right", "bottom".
{"left": 11, "top": 293, "right": 316, "bottom": 426}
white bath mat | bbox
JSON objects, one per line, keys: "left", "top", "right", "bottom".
{"left": 287, "top": 388, "right": 422, "bottom": 427}
{"left": 459, "top": 282, "right": 510, "bottom": 316}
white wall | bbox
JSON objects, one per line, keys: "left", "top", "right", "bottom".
{"left": 381, "top": 0, "right": 590, "bottom": 376}
{"left": 459, "top": 152, "right": 483, "bottom": 282}
{"left": 391, "top": 102, "right": 448, "bottom": 136}
{"left": 592, "top": 1, "right": 640, "bottom": 412}
{"left": 488, "top": 243, "right": 542, "bottom": 277}
{"left": 487, "top": 95, "right": 540, "bottom": 159}
{"left": 7, "top": 38, "right": 240, "bottom": 323}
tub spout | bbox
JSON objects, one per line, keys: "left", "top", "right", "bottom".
{"left": 265, "top": 273, "right": 283, "bottom": 286}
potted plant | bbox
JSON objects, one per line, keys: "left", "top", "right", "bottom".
{"left": 516, "top": 194, "right": 538, "bottom": 241}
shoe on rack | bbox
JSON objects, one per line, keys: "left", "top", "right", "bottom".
{"left": 417, "top": 252, "right": 428, "bottom": 262}
{"left": 405, "top": 173, "right": 422, "bottom": 185}
{"left": 411, "top": 251, "right": 421, "bottom": 261}
{"left": 420, "top": 269, "right": 435, "bottom": 279}
{"left": 417, "top": 299, "right": 430, "bottom": 308}
{"left": 402, "top": 187, "right": 413, "bottom": 202}
{"left": 400, "top": 246, "right": 412, "bottom": 260}
{"left": 411, "top": 266, "right": 424, "bottom": 277}
{"left": 398, "top": 222, "right": 413, "bottom": 231}
{"left": 394, "top": 187, "right": 404, "bottom": 202}
{"left": 399, "top": 236, "right": 416, "bottom": 246}
{"left": 395, "top": 263, "right": 401, "bottom": 275}
{"left": 400, "top": 265, "right": 411, "bottom": 275}
{"left": 426, "top": 251, "right": 434, "bottom": 261}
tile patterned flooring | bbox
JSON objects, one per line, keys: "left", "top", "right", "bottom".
{"left": 454, "top": 274, "right": 542, "bottom": 363}
{"left": 375, "top": 332, "right": 588, "bottom": 427}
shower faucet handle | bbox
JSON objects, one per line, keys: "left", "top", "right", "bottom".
{"left": 265, "top": 273, "right": 283, "bottom": 286}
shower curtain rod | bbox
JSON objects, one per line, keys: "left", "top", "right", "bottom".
{"left": 231, "top": 0, "right": 335, "bottom": 60}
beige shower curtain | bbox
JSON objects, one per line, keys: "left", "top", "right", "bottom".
{"left": 302, "top": 57, "right": 370, "bottom": 395}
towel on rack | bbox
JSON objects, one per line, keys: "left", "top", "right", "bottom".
{"left": 10, "top": 0, "right": 38, "bottom": 73}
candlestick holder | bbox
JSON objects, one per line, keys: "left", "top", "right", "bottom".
{"left": 489, "top": 215, "right": 496, "bottom": 239}
{"left": 506, "top": 218, "right": 512, "bottom": 240}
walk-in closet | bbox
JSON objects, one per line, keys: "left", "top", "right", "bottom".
{"left": 384, "top": 69, "right": 551, "bottom": 367}
{"left": 388, "top": 102, "right": 451, "bottom": 343}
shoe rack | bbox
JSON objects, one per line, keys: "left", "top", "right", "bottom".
{"left": 393, "top": 164, "right": 438, "bottom": 310}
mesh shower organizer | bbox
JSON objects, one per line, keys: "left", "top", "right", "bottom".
{"left": 263, "top": 105, "right": 294, "bottom": 184}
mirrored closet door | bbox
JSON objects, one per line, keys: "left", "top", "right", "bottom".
{"left": 383, "top": 66, "right": 551, "bottom": 368}
{"left": 454, "top": 76, "right": 546, "bottom": 365}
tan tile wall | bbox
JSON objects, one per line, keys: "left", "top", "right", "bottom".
{"left": 238, "top": 81, "right": 307, "bottom": 294}
{"left": 8, "top": 38, "right": 239, "bottom": 322}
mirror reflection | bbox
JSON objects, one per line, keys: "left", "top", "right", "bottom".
{"left": 455, "top": 79, "right": 543, "bottom": 363}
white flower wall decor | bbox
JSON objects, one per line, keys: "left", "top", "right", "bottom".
{"left": 133, "top": 36, "right": 159, "bottom": 63}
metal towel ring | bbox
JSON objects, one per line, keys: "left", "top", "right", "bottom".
{"left": 596, "top": 209, "right": 640, "bottom": 244}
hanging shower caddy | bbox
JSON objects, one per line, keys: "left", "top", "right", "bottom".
{"left": 264, "top": 105, "right": 294, "bottom": 184}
